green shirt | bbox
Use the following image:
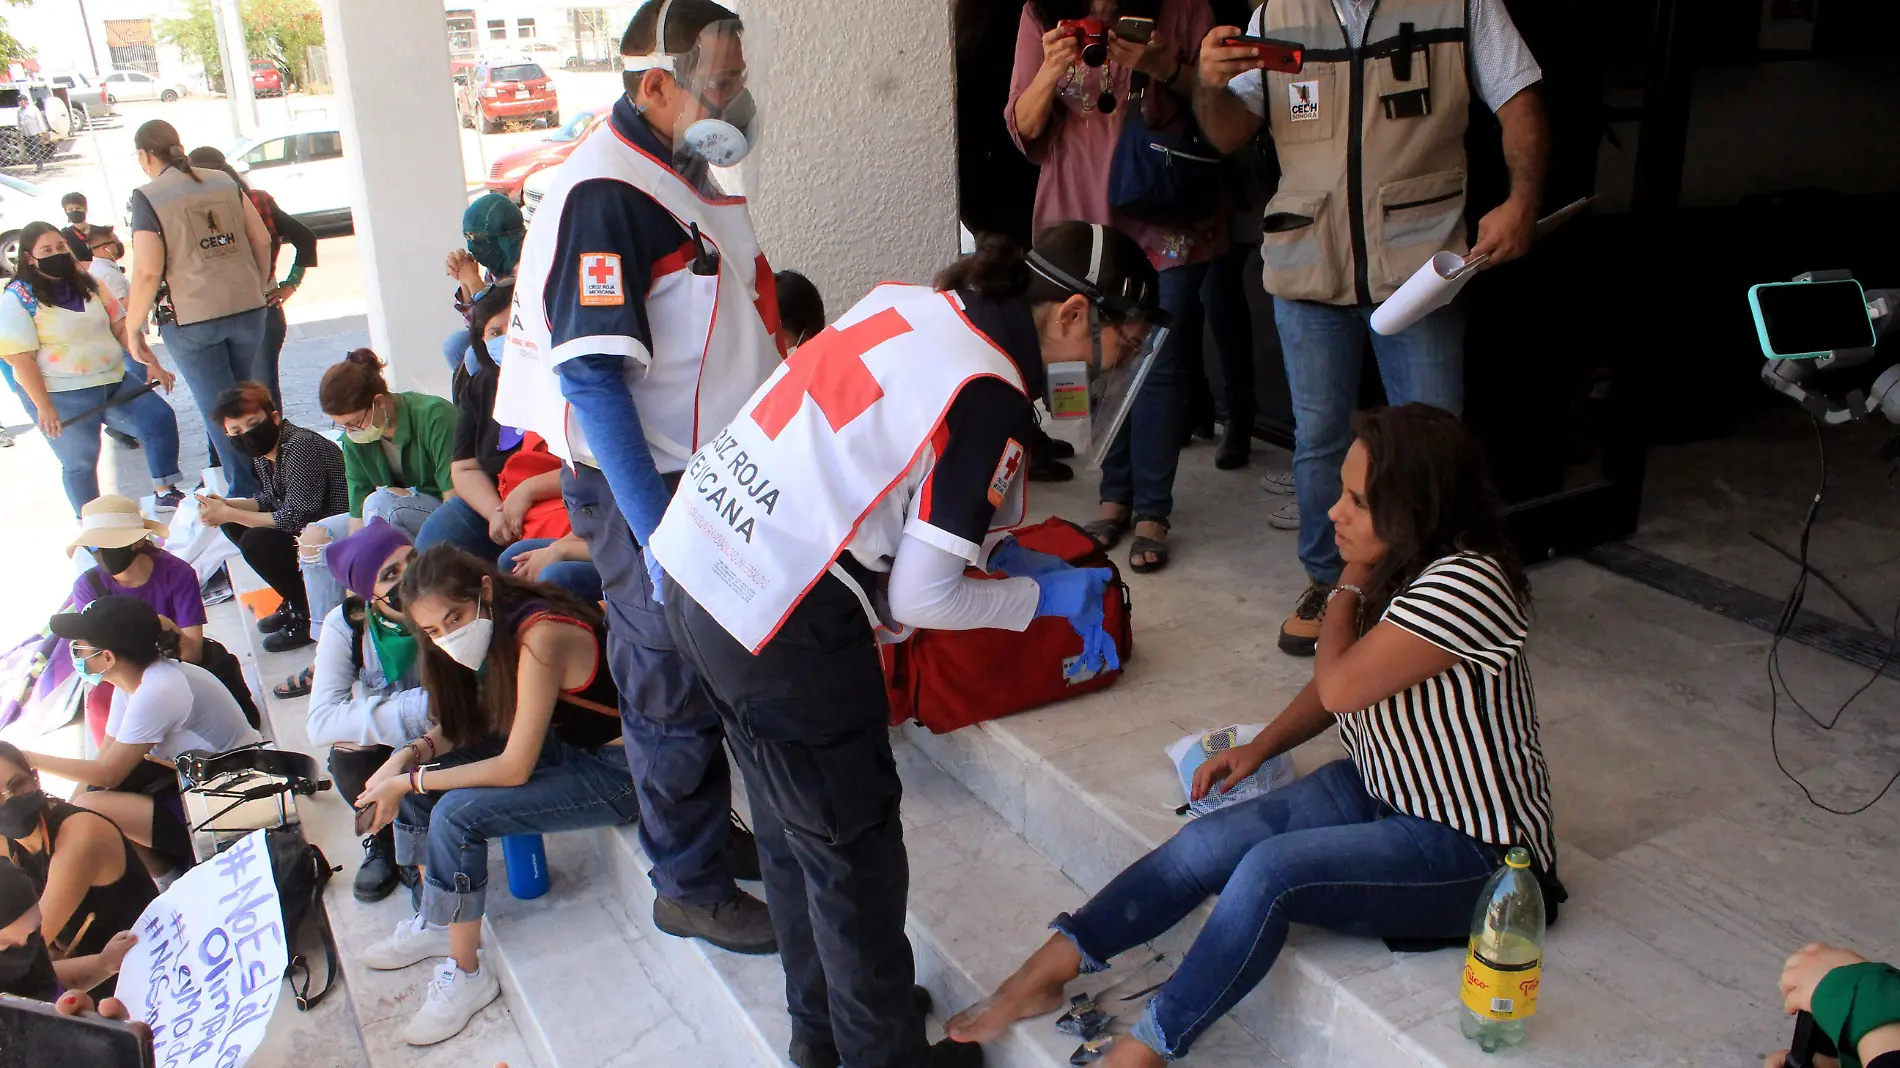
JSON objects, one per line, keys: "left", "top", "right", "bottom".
{"left": 340, "top": 391, "right": 459, "bottom": 517}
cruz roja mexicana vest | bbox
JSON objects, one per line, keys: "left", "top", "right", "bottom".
{"left": 648, "top": 284, "right": 1029, "bottom": 653}
{"left": 495, "top": 123, "right": 781, "bottom": 474}
{"left": 1256, "top": 0, "right": 1472, "bottom": 306}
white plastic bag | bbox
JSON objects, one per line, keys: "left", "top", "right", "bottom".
{"left": 163, "top": 490, "right": 239, "bottom": 587}
{"left": 1168, "top": 724, "right": 1297, "bottom": 817}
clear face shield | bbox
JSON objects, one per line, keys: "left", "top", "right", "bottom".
{"left": 1029, "top": 238, "right": 1173, "bottom": 469}
{"left": 623, "top": 11, "right": 763, "bottom": 173}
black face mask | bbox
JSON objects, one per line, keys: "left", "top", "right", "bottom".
{"left": 34, "top": 252, "right": 76, "bottom": 280}
{"left": 380, "top": 586, "right": 403, "bottom": 612}
{"left": 231, "top": 418, "right": 281, "bottom": 458}
{"left": 0, "top": 931, "right": 56, "bottom": 1000}
{"left": 94, "top": 544, "right": 142, "bottom": 576}
{"left": 0, "top": 791, "right": 45, "bottom": 840}
{"left": 65, "top": 209, "right": 86, "bottom": 224}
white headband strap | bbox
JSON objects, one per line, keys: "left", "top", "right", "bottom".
{"left": 621, "top": 0, "right": 681, "bottom": 72}
{"left": 81, "top": 512, "right": 149, "bottom": 532}
{"left": 1085, "top": 224, "right": 1104, "bottom": 285}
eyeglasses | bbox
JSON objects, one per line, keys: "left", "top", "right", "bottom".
{"left": 0, "top": 772, "right": 37, "bottom": 801}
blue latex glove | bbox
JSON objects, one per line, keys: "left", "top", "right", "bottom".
{"left": 643, "top": 549, "right": 666, "bottom": 605}
{"left": 988, "top": 537, "right": 1070, "bottom": 578}
{"left": 1032, "top": 567, "right": 1121, "bottom": 676}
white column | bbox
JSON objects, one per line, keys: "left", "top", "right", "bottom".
{"left": 738, "top": 0, "right": 959, "bottom": 310}
{"left": 317, "top": 0, "right": 465, "bottom": 397}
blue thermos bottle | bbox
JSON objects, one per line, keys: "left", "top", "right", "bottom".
{"left": 502, "top": 834, "right": 548, "bottom": 899}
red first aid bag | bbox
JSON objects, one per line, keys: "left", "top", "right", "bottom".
{"left": 884, "top": 517, "right": 1133, "bottom": 734}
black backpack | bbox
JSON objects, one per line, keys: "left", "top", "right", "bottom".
{"left": 267, "top": 827, "right": 343, "bottom": 1010}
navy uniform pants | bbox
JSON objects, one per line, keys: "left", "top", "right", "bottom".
{"left": 666, "top": 568, "right": 927, "bottom": 1068}
{"left": 563, "top": 464, "right": 736, "bottom": 906}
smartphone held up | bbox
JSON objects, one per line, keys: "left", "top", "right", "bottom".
{"left": 1222, "top": 34, "right": 1305, "bottom": 74}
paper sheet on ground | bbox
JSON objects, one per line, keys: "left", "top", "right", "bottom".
{"left": 1370, "top": 251, "right": 1479, "bottom": 336}
{"left": 115, "top": 829, "right": 286, "bottom": 1068}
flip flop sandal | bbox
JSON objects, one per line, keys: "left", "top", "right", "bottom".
{"left": 1083, "top": 510, "right": 1131, "bottom": 550}
{"left": 273, "top": 667, "right": 314, "bottom": 700}
{"left": 1128, "top": 515, "right": 1171, "bottom": 574}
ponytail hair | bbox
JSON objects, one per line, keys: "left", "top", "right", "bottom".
{"left": 319, "top": 348, "right": 391, "bottom": 417}
{"left": 187, "top": 145, "right": 249, "bottom": 194}
{"left": 134, "top": 120, "right": 199, "bottom": 182}
{"left": 936, "top": 222, "right": 1160, "bottom": 326}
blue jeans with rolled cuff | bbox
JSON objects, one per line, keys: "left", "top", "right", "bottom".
{"left": 158, "top": 307, "right": 269, "bottom": 499}
{"left": 301, "top": 489, "right": 442, "bottom": 636}
{"left": 1271, "top": 296, "right": 1464, "bottom": 585}
{"left": 395, "top": 733, "right": 639, "bottom": 926}
{"left": 1051, "top": 758, "right": 1500, "bottom": 1061}
{"left": 498, "top": 537, "right": 603, "bottom": 603}
{"left": 1098, "top": 260, "right": 1211, "bottom": 521}
{"left": 36, "top": 371, "right": 183, "bottom": 515}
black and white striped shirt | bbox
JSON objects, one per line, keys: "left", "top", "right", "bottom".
{"left": 1335, "top": 553, "right": 1557, "bottom": 870}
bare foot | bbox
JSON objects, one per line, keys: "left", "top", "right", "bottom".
{"left": 1099, "top": 1036, "right": 1167, "bottom": 1068}
{"left": 945, "top": 935, "right": 1081, "bottom": 1043}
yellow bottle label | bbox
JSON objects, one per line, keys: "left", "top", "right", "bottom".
{"left": 1461, "top": 946, "right": 1541, "bottom": 1021}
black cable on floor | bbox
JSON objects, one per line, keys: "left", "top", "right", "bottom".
{"left": 1767, "top": 413, "right": 1900, "bottom": 815}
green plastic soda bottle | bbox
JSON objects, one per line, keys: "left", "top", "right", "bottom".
{"left": 1460, "top": 846, "right": 1545, "bottom": 1052}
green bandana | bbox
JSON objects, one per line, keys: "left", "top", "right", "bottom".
{"left": 365, "top": 607, "right": 419, "bottom": 685}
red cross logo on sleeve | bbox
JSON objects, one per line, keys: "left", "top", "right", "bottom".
{"left": 750, "top": 307, "right": 914, "bottom": 440}
{"left": 587, "top": 259, "right": 616, "bottom": 285}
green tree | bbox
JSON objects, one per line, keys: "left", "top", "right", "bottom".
{"left": 0, "top": 0, "right": 35, "bottom": 69}
{"left": 157, "top": 0, "right": 326, "bottom": 91}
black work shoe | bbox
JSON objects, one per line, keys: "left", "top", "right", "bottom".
{"left": 1028, "top": 454, "right": 1074, "bottom": 482}
{"left": 724, "top": 812, "right": 762, "bottom": 881}
{"left": 1277, "top": 580, "right": 1330, "bottom": 657}
{"left": 1214, "top": 425, "right": 1252, "bottom": 470}
{"left": 262, "top": 611, "right": 312, "bottom": 653}
{"left": 354, "top": 832, "right": 401, "bottom": 902}
{"left": 653, "top": 891, "right": 778, "bottom": 955}
{"left": 257, "top": 602, "right": 295, "bottom": 634}
{"left": 787, "top": 987, "right": 937, "bottom": 1068}
{"left": 927, "top": 1038, "right": 984, "bottom": 1068}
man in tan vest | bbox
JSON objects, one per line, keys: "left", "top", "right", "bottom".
{"left": 1195, "top": 0, "right": 1548, "bottom": 655}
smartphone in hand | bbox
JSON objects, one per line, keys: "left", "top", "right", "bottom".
{"left": 1223, "top": 34, "right": 1304, "bottom": 74}
{"left": 0, "top": 995, "right": 154, "bottom": 1068}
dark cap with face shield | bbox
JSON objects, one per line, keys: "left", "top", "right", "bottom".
{"left": 620, "top": 0, "right": 759, "bottom": 167}
{"left": 1024, "top": 222, "right": 1172, "bottom": 331}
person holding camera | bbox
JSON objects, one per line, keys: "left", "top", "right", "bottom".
{"left": 1769, "top": 943, "right": 1900, "bottom": 1068}
{"left": 1007, "top": 0, "right": 1220, "bottom": 575}
{"left": 1193, "top": 0, "right": 1548, "bottom": 655}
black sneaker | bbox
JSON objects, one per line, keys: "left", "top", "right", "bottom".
{"left": 653, "top": 891, "right": 778, "bottom": 954}
{"left": 257, "top": 602, "right": 295, "bottom": 634}
{"left": 262, "top": 611, "right": 312, "bottom": 653}
{"left": 725, "top": 812, "right": 762, "bottom": 881}
{"left": 787, "top": 987, "right": 936, "bottom": 1068}
{"left": 354, "top": 832, "right": 401, "bottom": 902}
{"left": 1277, "top": 580, "right": 1330, "bottom": 657}
{"left": 1027, "top": 454, "right": 1074, "bottom": 483}
{"left": 927, "top": 1038, "right": 984, "bottom": 1068}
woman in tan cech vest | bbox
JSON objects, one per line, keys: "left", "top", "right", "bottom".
{"left": 121, "top": 119, "right": 275, "bottom": 500}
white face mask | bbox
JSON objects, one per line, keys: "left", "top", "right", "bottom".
{"left": 432, "top": 614, "right": 493, "bottom": 671}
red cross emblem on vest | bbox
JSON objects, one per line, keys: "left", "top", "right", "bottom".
{"left": 750, "top": 307, "right": 914, "bottom": 439}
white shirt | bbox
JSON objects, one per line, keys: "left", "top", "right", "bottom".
{"left": 1228, "top": 0, "right": 1543, "bottom": 114}
{"left": 108, "top": 659, "right": 261, "bottom": 761}
{"left": 88, "top": 259, "right": 130, "bottom": 302}
{"left": 305, "top": 604, "right": 431, "bottom": 749}
{"left": 16, "top": 104, "right": 46, "bottom": 137}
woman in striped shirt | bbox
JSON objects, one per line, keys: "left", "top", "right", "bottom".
{"left": 949, "top": 404, "right": 1562, "bottom": 1066}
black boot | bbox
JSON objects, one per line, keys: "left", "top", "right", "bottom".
{"left": 1215, "top": 420, "right": 1252, "bottom": 470}
{"left": 262, "top": 606, "right": 312, "bottom": 652}
{"left": 787, "top": 987, "right": 937, "bottom": 1068}
{"left": 355, "top": 827, "right": 401, "bottom": 902}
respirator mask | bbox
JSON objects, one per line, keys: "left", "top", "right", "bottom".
{"left": 622, "top": 4, "right": 763, "bottom": 170}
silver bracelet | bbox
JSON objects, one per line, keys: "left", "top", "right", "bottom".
{"left": 1327, "top": 583, "right": 1366, "bottom": 602}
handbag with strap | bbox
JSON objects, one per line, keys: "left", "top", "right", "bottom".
{"left": 1109, "top": 77, "right": 1224, "bottom": 228}
{"left": 884, "top": 517, "right": 1133, "bottom": 734}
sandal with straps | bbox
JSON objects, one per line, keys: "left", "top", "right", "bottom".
{"left": 1127, "top": 515, "right": 1171, "bottom": 574}
{"left": 273, "top": 666, "right": 314, "bottom": 700}
{"left": 1082, "top": 505, "right": 1131, "bottom": 551}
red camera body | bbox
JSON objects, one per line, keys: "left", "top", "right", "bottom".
{"left": 1058, "top": 17, "right": 1112, "bottom": 67}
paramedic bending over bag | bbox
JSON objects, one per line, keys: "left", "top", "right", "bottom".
{"left": 647, "top": 222, "right": 1171, "bottom": 1068}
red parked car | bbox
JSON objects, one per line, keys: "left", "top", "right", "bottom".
{"left": 458, "top": 57, "right": 558, "bottom": 133}
{"left": 250, "top": 60, "right": 285, "bottom": 98}
{"left": 484, "top": 108, "right": 608, "bottom": 201}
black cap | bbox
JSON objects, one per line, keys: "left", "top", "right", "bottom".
{"left": 49, "top": 595, "right": 161, "bottom": 657}
{"left": 0, "top": 859, "right": 36, "bottom": 929}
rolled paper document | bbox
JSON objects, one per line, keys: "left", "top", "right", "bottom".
{"left": 1370, "top": 251, "right": 1482, "bottom": 336}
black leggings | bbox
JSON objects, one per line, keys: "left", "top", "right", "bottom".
{"left": 222, "top": 523, "right": 306, "bottom": 616}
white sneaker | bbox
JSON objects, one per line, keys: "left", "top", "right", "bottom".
{"left": 1259, "top": 469, "right": 1296, "bottom": 495}
{"left": 1268, "top": 501, "right": 1301, "bottom": 531}
{"left": 403, "top": 955, "right": 501, "bottom": 1046}
{"left": 362, "top": 913, "right": 453, "bottom": 971}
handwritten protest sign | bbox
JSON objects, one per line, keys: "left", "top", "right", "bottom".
{"left": 115, "top": 829, "right": 286, "bottom": 1068}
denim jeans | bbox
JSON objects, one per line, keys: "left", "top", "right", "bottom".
{"left": 301, "top": 490, "right": 442, "bottom": 635}
{"left": 258, "top": 305, "right": 286, "bottom": 410}
{"left": 1099, "top": 260, "right": 1211, "bottom": 520}
{"left": 159, "top": 307, "right": 270, "bottom": 498}
{"left": 1054, "top": 759, "right": 1499, "bottom": 1060}
{"left": 1272, "top": 297, "right": 1464, "bottom": 584}
{"left": 498, "top": 537, "right": 603, "bottom": 602}
{"left": 414, "top": 495, "right": 505, "bottom": 561}
{"left": 37, "top": 372, "right": 184, "bottom": 515}
{"left": 394, "top": 734, "right": 639, "bottom": 925}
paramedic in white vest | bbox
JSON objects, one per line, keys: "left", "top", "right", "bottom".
{"left": 649, "top": 223, "right": 1168, "bottom": 1068}
{"left": 1193, "top": 0, "right": 1549, "bottom": 657}
{"left": 492, "top": 0, "right": 778, "bottom": 955}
